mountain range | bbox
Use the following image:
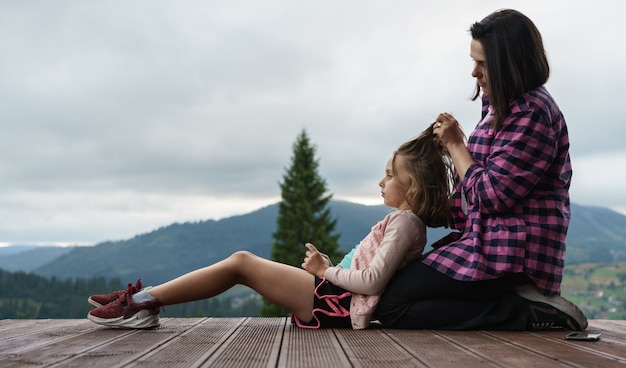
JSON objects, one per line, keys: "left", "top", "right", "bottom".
{"left": 2, "top": 201, "right": 626, "bottom": 286}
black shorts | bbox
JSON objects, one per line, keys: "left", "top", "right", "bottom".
{"left": 292, "top": 277, "right": 353, "bottom": 329}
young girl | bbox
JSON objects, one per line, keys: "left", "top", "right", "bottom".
{"left": 87, "top": 126, "right": 453, "bottom": 329}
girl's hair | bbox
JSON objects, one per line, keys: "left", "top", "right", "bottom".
{"left": 469, "top": 9, "right": 549, "bottom": 130}
{"left": 393, "top": 126, "right": 453, "bottom": 228}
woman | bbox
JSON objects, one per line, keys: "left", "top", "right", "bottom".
{"left": 375, "top": 9, "right": 587, "bottom": 331}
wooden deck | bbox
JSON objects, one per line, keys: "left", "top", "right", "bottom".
{"left": 1, "top": 318, "right": 625, "bottom": 367}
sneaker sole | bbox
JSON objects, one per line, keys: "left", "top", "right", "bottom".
{"left": 515, "top": 285, "right": 588, "bottom": 331}
{"left": 87, "top": 297, "right": 104, "bottom": 308}
{"left": 87, "top": 312, "right": 160, "bottom": 329}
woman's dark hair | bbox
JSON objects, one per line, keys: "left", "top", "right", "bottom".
{"left": 470, "top": 9, "right": 549, "bottom": 129}
{"left": 393, "top": 126, "right": 453, "bottom": 228}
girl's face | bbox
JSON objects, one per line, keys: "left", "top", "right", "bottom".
{"left": 379, "top": 155, "right": 411, "bottom": 211}
{"left": 470, "top": 39, "right": 488, "bottom": 95}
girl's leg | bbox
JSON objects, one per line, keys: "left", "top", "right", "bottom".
{"left": 147, "top": 251, "right": 316, "bottom": 322}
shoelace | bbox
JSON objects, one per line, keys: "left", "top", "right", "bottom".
{"left": 531, "top": 321, "right": 554, "bottom": 331}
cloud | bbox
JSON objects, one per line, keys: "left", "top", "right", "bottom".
{"left": 570, "top": 151, "right": 626, "bottom": 208}
{"left": 1, "top": 0, "right": 625, "bottom": 244}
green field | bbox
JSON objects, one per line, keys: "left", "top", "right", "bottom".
{"left": 561, "top": 262, "right": 626, "bottom": 319}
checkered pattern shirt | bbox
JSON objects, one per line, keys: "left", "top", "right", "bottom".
{"left": 423, "top": 86, "right": 572, "bottom": 295}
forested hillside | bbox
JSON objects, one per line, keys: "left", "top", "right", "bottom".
{"left": 30, "top": 201, "right": 398, "bottom": 285}
{"left": 21, "top": 202, "right": 626, "bottom": 286}
{"left": 0, "top": 269, "right": 261, "bottom": 319}
{"left": 0, "top": 246, "right": 71, "bottom": 272}
{"left": 0, "top": 271, "right": 126, "bottom": 319}
{"left": 2, "top": 201, "right": 626, "bottom": 319}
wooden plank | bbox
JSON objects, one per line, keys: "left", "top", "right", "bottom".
{"left": 276, "top": 320, "right": 352, "bottom": 368}
{"left": 127, "top": 318, "right": 246, "bottom": 368}
{"left": 0, "top": 319, "right": 624, "bottom": 368}
{"left": 44, "top": 318, "right": 196, "bottom": 368}
{"left": 0, "top": 320, "right": 140, "bottom": 368}
{"left": 0, "top": 319, "right": 87, "bottom": 342}
{"left": 382, "top": 329, "right": 502, "bottom": 367}
{"left": 197, "top": 317, "right": 285, "bottom": 368}
{"left": 334, "top": 326, "right": 426, "bottom": 367}
{"left": 484, "top": 330, "right": 625, "bottom": 367}
{"left": 0, "top": 319, "right": 99, "bottom": 356}
{"left": 537, "top": 321, "right": 626, "bottom": 361}
{"left": 432, "top": 330, "right": 574, "bottom": 367}
{"left": 589, "top": 320, "right": 626, "bottom": 341}
{"left": 51, "top": 318, "right": 202, "bottom": 368}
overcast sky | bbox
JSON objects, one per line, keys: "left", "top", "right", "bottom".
{"left": 1, "top": 0, "right": 624, "bottom": 246}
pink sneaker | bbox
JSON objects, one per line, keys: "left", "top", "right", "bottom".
{"left": 88, "top": 279, "right": 142, "bottom": 308}
{"left": 87, "top": 284, "right": 161, "bottom": 329}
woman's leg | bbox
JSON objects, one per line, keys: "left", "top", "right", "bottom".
{"left": 375, "top": 260, "right": 528, "bottom": 330}
{"left": 148, "top": 251, "right": 316, "bottom": 322}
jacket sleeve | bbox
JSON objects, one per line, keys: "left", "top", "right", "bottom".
{"left": 323, "top": 212, "right": 425, "bottom": 295}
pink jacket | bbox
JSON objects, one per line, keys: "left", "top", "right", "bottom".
{"left": 324, "top": 210, "right": 426, "bottom": 329}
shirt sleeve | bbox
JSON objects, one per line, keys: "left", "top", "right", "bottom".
{"left": 464, "top": 108, "right": 558, "bottom": 213}
{"left": 323, "top": 212, "right": 425, "bottom": 295}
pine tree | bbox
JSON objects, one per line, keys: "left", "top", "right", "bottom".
{"left": 260, "top": 130, "right": 342, "bottom": 317}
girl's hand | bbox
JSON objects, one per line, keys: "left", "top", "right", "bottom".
{"left": 302, "top": 243, "right": 330, "bottom": 277}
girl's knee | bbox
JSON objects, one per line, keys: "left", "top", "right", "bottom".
{"left": 227, "top": 251, "right": 261, "bottom": 284}
{"left": 228, "top": 250, "right": 257, "bottom": 266}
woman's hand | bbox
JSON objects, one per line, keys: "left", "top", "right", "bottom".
{"left": 302, "top": 243, "right": 330, "bottom": 277}
{"left": 433, "top": 112, "right": 474, "bottom": 179}
{"left": 433, "top": 112, "right": 465, "bottom": 148}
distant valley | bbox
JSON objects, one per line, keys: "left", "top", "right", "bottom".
{"left": 2, "top": 201, "right": 626, "bottom": 286}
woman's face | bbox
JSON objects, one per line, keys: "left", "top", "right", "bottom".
{"left": 470, "top": 39, "right": 488, "bottom": 95}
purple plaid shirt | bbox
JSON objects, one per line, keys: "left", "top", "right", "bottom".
{"left": 423, "top": 86, "right": 571, "bottom": 295}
